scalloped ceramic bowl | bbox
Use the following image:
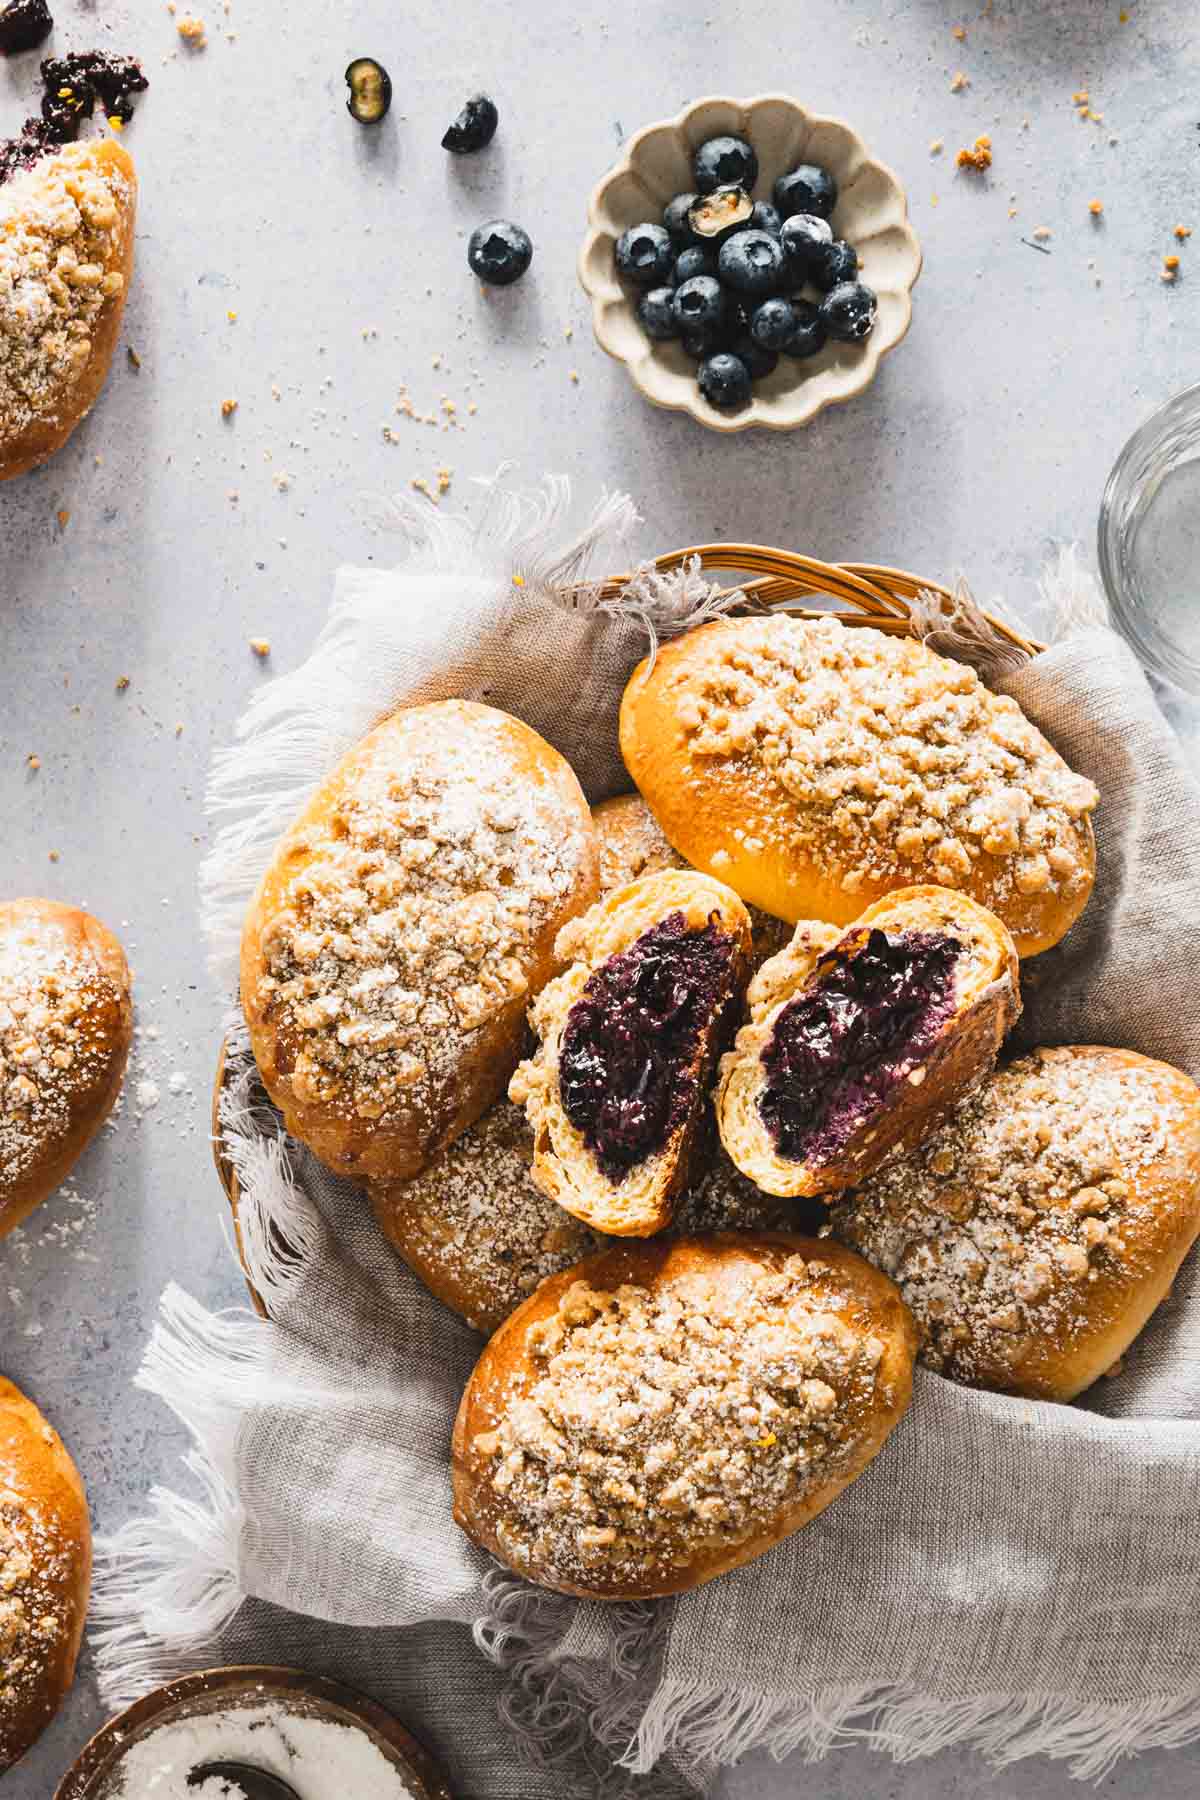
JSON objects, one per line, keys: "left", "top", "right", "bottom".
{"left": 579, "top": 94, "right": 922, "bottom": 432}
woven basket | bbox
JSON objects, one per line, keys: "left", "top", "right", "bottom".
{"left": 589, "top": 542, "right": 1044, "bottom": 655}
{"left": 213, "top": 543, "right": 1043, "bottom": 1316}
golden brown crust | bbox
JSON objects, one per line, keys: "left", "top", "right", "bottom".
{"left": 0, "top": 1378, "right": 91, "bottom": 1772}
{"left": 618, "top": 615, "right": 1097, "bottom": 958}
{"left": 828, "top": 1046, "right": 1200, "bottom": 1401}
{"left": 717, "top": 886, "right": 1021, "bottom": 1198}
{"left": 509, "top": 870, "right": 752, "bottom": 1235}
{"left": 368, "top": 1099, "right": 799, "bottom": 1334}
{"left": 0, "top": 898, "right": 133, "bottom": 1239}
{"left": 452, "top": 1233, "right": 916, "bottom": 1598}
{"left": 0, "top": 139, "right": 137, "bottom": 483}
{"left": 240, "top": 701, "right": 599, "bottom": 1182}
{"left": 593, "top": 792, "right": 792, "bottom": 969}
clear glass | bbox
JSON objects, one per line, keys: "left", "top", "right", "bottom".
{"left": 1098, "top": 383, "right": 1200, "bottom": 695}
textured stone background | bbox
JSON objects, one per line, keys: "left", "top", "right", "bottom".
{"left": 3, "top": 0, "right": 1199, "bottom": 1793}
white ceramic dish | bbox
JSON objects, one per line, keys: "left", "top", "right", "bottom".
{"left": 579, "top": 94, "right": 922, "bottom": 433}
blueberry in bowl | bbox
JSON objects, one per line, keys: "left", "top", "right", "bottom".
{"left": 663, "top": 191, "right": 699, "bottom": 246}
{"left": 673, "top": 274, "right": 726, "bottom": 334}
{"left": 718, "top": 228, "right": 785, "bottom": 297}
{"left": 779, "top": 212, "right": 833, "bottom": 283}
{"left": 637, "top": 286, "right": 679, "bottom": 340}
{"left": 774, "top": 162, "right": 838, "bottom": 220}
{"left": 820, "top": 280, "right": 878, "bottom": 342}
{"left": 813, "top": 238, "right": 859, "bottom": 292}
{"left": 750, "top": 200, "right": 782, "bottom": 237}
{"left": 749, "top": 296, "right": 801, "bottom": 351}
{"left": 693, "top": 132, "right": 758, "bottom": 194}
{"left": 673, "top": 245, "right": 716, "bottom": 284}
{"left": 780, "top": 298, "right": 827, "bottom": 359}
{"left": 614, "top": 221, "right": 675, "bottom": 288}
{"left": 467, "top": 219, "right": 533, "bottom": 285}
{"left": 726, "top": 332, "right": 778, "bottom": 380}
{"left": 698, "top": 351, "right": 752, "bottom": 410}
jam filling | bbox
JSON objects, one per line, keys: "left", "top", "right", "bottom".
{"left": 559, "top": 910, "right": 735, "bottom": 1183}
{"left": 0, "top": 51, "right": 147, "bottom": 187}
{"left": 758, "top": 927, "right": 961, "bottom": 1163}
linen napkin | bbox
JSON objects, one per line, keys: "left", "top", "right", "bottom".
{"left": 94, "top": 483, "right": 1200, "bottom": 1800}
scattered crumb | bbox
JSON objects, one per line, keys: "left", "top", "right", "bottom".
{"left": 272, "top": 471, "right": 293, "bottom": 492}
{"left": 167, "top": 1071, "right": 188, "bottom": 1096}
{"left": 1033, "top": 225, "right": 1053, "bottom": 241}
{"left": 55, "top": 509, "right": 70, "bottom": 530}
{"left": 249, "top": 637, "right": 270, "bottom": 658}
{"left": 512, "top": 574, "right": 526, "bottom": 588}
{"left": 564, "top": 326, "right": 574, "bottom": 340}
{"left": 135, "top": 1078, "right": 160, "bottom": 1112}
{"left": 176, "top": 13, "right": 206, "bottom": 43}
{"left": 569, "top": 369, "right": 580, "bottom": 384}
{"left": 929, "top": 138, "right": 944, "bottom": 155}
{"left": 26, "top": 755, "right": 39, "bottom": 771}
{"left": 175, "top": 723, "right": 184, "bottom": 737}
{"left": 1175, "top": 224, "right": 1192, "bottom": 241}
{"left": 48, "top": 850, "right": 59, "bottom": 863}
{"left": 467, "top": 401, "right": 478, "bottom": 416}
{"left": 1088, "top": 199, "right": 1104, "bottom": 217}
{"left": 126, "top": 346, "right": 142, "bottom": 370}
{"left": 956, "top": 135, "right": 992, "bottom": 172}
{"left": 1072, "top": 89, "right": 1089, "bottom": 107}
{"left": 227, "top": 309, "right": 238, "bottom": 322}
{"left": 950, "top": 70, "right": 970, "bottom": 93}
{"left": 1162, "top": 254, "right": 1181, "bottom": 283}
{"left": 952, "top": 23, "right": 967, "bottom": 40}
{"left": 436, "top": 467, "right": 453, "bottom": 495}
{"left": 411, "top": 476, "right": 437, "bottom": 503}
{"left": 1008, "top": 206, "right": 1018, "bottom": 219}
{"left": 220, "top": 398, "right": 238, "bottom": 418}
{"left": 115, "top": 675, "right": 130, "bottom": 692}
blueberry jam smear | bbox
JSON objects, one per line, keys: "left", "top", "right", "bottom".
{"left": 758, "top": 928, "right": 962, "bottom": 1163}
{"left": 559, "top": 911, "right": 736, "bottom": 1183}
{"left": 0, "top": 49, "right": 147, "bottom": 186}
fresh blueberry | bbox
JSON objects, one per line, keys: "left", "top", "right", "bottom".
{"left": 813, "top": 238, "right": 859, "bottom": 292}
{"left": 774, "top": 163, "right": 838, "bottom": 221}
{"left": 693, "top": 134, "right": 758, "bottom": 195}
{"left": 698, "top": 351, "right": 752, "bottom": 410}
{"left": 727, "top": 332, "right": 778, "bottom": 380}
{"left": 819, "top": 281, "right": 877, "bottom": 341}
{"left": 637, "top": 285, "right": 680, "bottom": 341}
{"left": 441, "top": 94, "right": 499, "bottom": 153}
{"left": 663, "top": 192, "right": 700, "bottom": 246}
{"left": 681, "top": 324, "right": 722, "bottom": 359}
{"left": 673, "top": 246, "right": 716, "bottom": 285}
{"left": 718, "top": 228, "right": 785, "bottom": 298}
{"left": 780, "top": 212, "right": 834, "bottom": 283}
{"left": 467, "top": 220, "right": 533, "bottom": 285}
{"left": 673, "top": 274, "right": 726, "bottom": 333}
{"left": 687, "top": 184, "right": 754, "bottom": 243}
{"left": 614, "top": 222, "right": 675, "bottom": 288}
{"left": 749, "top": 296, "right": 800, "bottom": 351}
{"left": 780, "top": 298, "right": 827, "bottom": 358}
{"left": 750, "top": 200, "right": 783, "bottom": 237}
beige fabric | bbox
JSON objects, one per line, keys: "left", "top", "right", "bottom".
{"left": 93, "top": 498, "right": 1200, "bottom": 1796}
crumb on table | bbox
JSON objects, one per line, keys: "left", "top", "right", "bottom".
{"left": 956, "top": 135, "right": 992, "bottom": 172}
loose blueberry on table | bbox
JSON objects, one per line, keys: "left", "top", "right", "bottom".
{"left": 441, "top": 92, "right": 498, "bottom": 153}
{"left": 344, "top": 57, "right": 391, "bottom": 124}
{"left": 468, "top": 218, "right": 533, "bottom": 285}
{"left": 611, "top": 134, "right": 878, "bottom": 412}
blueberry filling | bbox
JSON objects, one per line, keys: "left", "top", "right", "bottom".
{"left": 757, "top": 928, "right": 962, "bottom": 1163}
{"left": 559, "top": 911, "right": 736, "bottom": 1182}
{"left": 0, "top": 49, "right": 147, "bottom": 186}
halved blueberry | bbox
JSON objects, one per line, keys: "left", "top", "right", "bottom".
{"left": 718, "top": 228, "right": 785, "bottom": 297}
{"left": 813, "top": 238, "right": 859, "bottom": 292}
{"left": 687, "top": 184, "right": 754, "bottom": 244}
{"left": 673, "top": 274, "right": 726, "bottom": 333}
{"left": 693, "top": 134, "right": 758, "bottom": 195}
{"left": 467, "top": 220, "right": 532, "bottom": 285}
{"left": 698, "top": 351, "right": 752, "bottom": 409}
{"left": 774, "top": 163, "right": 838, "bottom": 221}
{"left": 615, "top": 222, "right": 675, "bottom": 288}
{"left": 780, "top": 212, "right": 834, "bottom": 283}
{"left": 749, "top": 296, "right": 800, "bottom": 351}
{"left": 663, "top": 191, "right": 700, "bottom": 247}
{"left": 820, "top": 281, "right": 877, "bottom": 341}
{"left": 780, "top": 298, "right": 827, "bottom": 358}
{"left": 637, "top": 285, "right": 680, "bottom": 340}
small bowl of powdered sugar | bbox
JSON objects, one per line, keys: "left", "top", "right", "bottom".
{"left": 55, "top": 1666, "right": 453, "bottom": 1800}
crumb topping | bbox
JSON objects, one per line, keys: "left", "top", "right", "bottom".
{"left": 0, "top": 143, "right": 130, "bottom": 448}
{"left": 828, "top": 1049, "right": 1180, "bottom": 1388}
{"left": 475, "top": 1252, "right": 886, "bottom": 1585}
{"left": 676, "top": 617, "right": 1097, "bottom": 900}
{"left": 256, "top": 715, "right": 590, "bottom": 1132}
{"left": 0, "top": 1487, "right": 69, "bottom": 1761}
{"left": 380, "top": 1099, "right": 794, "bottom": 1333}
{"left": 0, "top": 926, "right": 122, "bottom": 1201}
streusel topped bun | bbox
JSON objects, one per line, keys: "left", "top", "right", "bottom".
{"left": 827, "top": 1046, "right": 1200, "bottom": 1401}
{"left": 452, "top": 1233, "right": 917, "bottom": 1598}
{"left": 369, "top": 1098, "right": 798, "bottom": 1335}
{"left": 619, "top": 615, "right": 1098, "bottom": 956}
{"left": 0, "top": 898, "right": 132, "bottom": 1239}
{"left": 0, "top": 1378, "right": 91, "bottom": 1773}
{"left": 241, "top": 701, "right": 598, "bottom": 1182}
{"left": 0, "top": 138, "right": 137, "bottom": 481}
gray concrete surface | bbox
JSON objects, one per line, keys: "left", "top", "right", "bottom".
{"left": 2, "top": 0, "right": 1199, "bottom": 1793}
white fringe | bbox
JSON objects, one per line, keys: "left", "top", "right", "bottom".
{"left": 91, "top": 1284, "right": 275, "bottom": 1709}
{"left": 908, "top": 578, "right": 1033, "bottom": 679}
{"left": 619, "top": 1678, "right": 1200, "bottom": 1784}
{"left": 1041, "top": 541, "right": 1110, "bottom": 640}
